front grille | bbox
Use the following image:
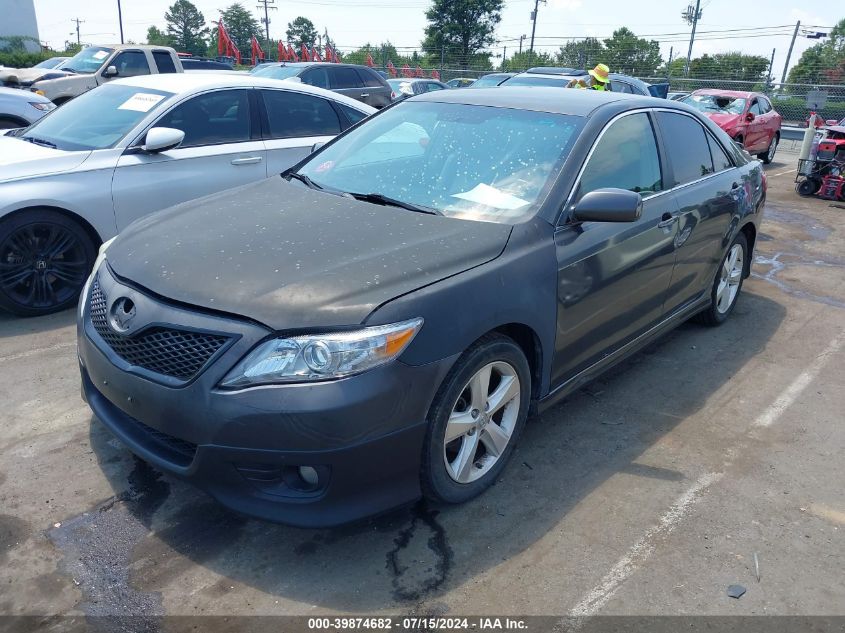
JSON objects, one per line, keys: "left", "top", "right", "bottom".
{"left": 89, "top": 276, "right": 229, "bottom": 381}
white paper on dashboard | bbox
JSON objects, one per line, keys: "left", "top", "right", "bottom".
{"left": 452, "top": 183, "right": 530, "bottom": 210}
{"left": 118, "top": 93, "right": 165, "bottom": 112}
{"left": 93, "top": 50, "right": 109, "bottom": 60}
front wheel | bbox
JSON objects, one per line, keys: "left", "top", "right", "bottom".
{"left": 421, "top": 334, "right": 531, "bottom": 504}
{"left": 0, "top": 210, "right": 96, "bottom": 317}
{"left": 796, "top": 178, "right": 820, "bottom": 197}
{"left": 694, "top": 232, "right": 748, "bottom": 326}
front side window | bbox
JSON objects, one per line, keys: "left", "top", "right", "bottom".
{"left": 153, "top": 51, "right": 177, "bottom": 74}
{"left": 356, "top": 68, "right": 384, "bottom": 88}
{"left": 296, "top": 101, "right": 582, "bottom": 224}
{"left": 261, "top": 90, "right": 341, "bottom": 138}
{"left": 20, "top": 84, "right": 172, "bottom": 151}
{"left": 156, "top": 90, "right": 250, "bottom": 147}
{"left": 611, "top": 81, "right": 634, "bottom": 94}
{"left": 656, "top": 112, "right": 715, "bottom": 186}
{"left": 578, "top": 112, "right": 662, "bottom": 200}
{"left": 302, "top": 67, "right": 330, "bottom": 89}
{"left": 425, "top": 82, "right": 446, "bottom": 92}
{"left": 111, "top": 51, "right": 150, "bottom": 77}
{"left": 330, "top": 67, "right": 363, "bottom": 89}
{"left": 749, "top": 100, "right": 763, "bottom": 116}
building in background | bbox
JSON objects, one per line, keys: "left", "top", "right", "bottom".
{"left": 0, "top": 0, "right": 41, "bottom": 53}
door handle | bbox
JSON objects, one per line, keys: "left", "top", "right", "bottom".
{"left": 360, "top": 93, "right": 370, "bottom": 98}
{"left": 657, "top": 213, "right": 678, "bottom": 229}
{"left": 231, "top": 156, "right": 262, "bottom": 165}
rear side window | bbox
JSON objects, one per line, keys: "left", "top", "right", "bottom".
{"left": 578, "top": 112, "right": 662, "bottom": 200}
{"left": 338, "top": 103, "right": 367, "bottom": 125}
{"left": 302, "top": 67, "right": 329, "bottom": 89}
{"left": 156, "top": 89, "right": 250, "bottom": 147}
{"left": 330, "top": 67, "right": 364, "bottom": 89}
{"left": 611, "top": 81, "right": 634, "bottom": 94}
{"left": 656, "top": 112, "right": 714, "bottom": 186}
{"left": 707, "top": 133, "right": 733, "bottom": 172}
{"left": 112, "top": 51, "right": 150, "bottom": 77}
{"left": 153, "top": 51, "right": 177, "bottom": 73}
{"left": 356, "top": 68, "right": 384, "bottom": 88}
{"left": 261, "top": 90, "right": 341, "bottom": 138}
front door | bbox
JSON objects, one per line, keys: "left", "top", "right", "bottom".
{"left": 551, "top": 111, "right": 679, "bottom": 386}
{"left": 111, "top": 89, "right": 265, "bottom": 230}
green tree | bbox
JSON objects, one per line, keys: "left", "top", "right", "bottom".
{"left": 504, "top": 50, "right": 553, "bottom": 72}
{"left": 556, "top": 37, "right": 604, "bottom": 70}
{"left": 421, "top": 0, "right": 503, "bottom": 69}
{"left": 689, "top": 52, "right": 770, "bottom": 81}
{"left": 788, "top": 18, "right": 845, "bottom": 85}
{"left": 601, "top": 28, "right": 662, "bottom": 76}
{"left": 220, "top": 3, "right": 261, "bottom": 55}
{"left": 286, "top": 16, "right": 318, "bottom": 48}
{"left": 146, "top": 26, "right": 173, "bottom": 47}
{"left": 165, "top": 0, "right": 208, "bottom": 55}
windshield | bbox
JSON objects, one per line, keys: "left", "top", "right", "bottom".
{"left": 470, "top": 75, "right": 507, "bottom": 87}
{"left": 683, "top": 94, "right": 747, "bottom": 115}
{"left": 296, "top": 101, "right": 582, "bottom": 224}
{"left": 502, "top": 75, "right": 571, "bottom": 88}
{"left": 22, "top": 83, "right": 174, "bottom": 151}
{"left": 33, "top": 58, "right": 66, "bottom": 69}
{"left": 252, "top": 64, "right": 304, "bottom": 80}
{"left": 60, "top": 46, "right": 113, "bottom": 74}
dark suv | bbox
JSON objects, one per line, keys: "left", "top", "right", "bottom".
{"left": 252, "top": 62, "right": 392, "bottom": 108}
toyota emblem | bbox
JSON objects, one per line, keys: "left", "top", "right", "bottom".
{"left": 109, "top": 297, "right": 137, "bottom": 333}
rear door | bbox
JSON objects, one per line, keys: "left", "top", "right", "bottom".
{"left": 653, "top": 111, "right": 739, "bottom": 314}
{"left": 111, "top": 88, "right": 265, "bottom": 230}
{"left": 327, "top": 66, "right": 366, "bottom": 104}
{"left": 551, "top": 110, "right": 679, "bottom": 385}
{"left": 356, "top": 68, "right": 392, "bottom": 108}
{"left": 259, "top": 88, "right": 343, "bottom": 176}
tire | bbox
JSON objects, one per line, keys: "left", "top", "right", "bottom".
{"left": 694, "top": 232, "right": 748, "bottom": 327}
{"left": 759, "top": 134, "right": 778, "bottom": 164}
{"left": 421, "top": 333, "right": 531, "bottom": 504}
{"left": 0, "top": 209, "right": 96, "bottom": 317}
{"left": 796, "top": 178, "right": 820, "bottom": 197}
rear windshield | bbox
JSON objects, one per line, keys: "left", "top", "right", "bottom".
{"left": 501, "top": 75, "right": 571, "bottom": 88}
{"left": 252, "top": 65, "right": 304, "bottom": 80}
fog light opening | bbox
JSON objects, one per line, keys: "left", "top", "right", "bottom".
{"left": 298, "top": 466, "right": 319, "bottom": 488}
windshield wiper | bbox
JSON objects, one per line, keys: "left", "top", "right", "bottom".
{"left": 284, "top": 171, "right": 323, "bottom": 190}
{"left": 347, "top": 192, "right": 442, "bottom": 216}
{"left": 22, "top": 136, "right": 57, "bottom": 148}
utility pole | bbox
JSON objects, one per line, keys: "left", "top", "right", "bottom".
{"left": 780, "top": 20, "right": 800, "bottom": 85}
{"left": 71, "top": 18, "right": 84, "bottom": 46}
{"left": 502, "top": 45, "right": 507, "bottom": 71}
{"left": 682, "top": 0, "right": 702, "bottom": 77}
{"left": 528, "top": 0, "right": 545, "bottom": 56}
{"left": 766, "top": 47, "right": 776, "bottom": 90}
{"left": 117, "top": 0, "right": 124, "bottom": 44}
{"left": 256, "top": 0, "right": 276, "bottom": 43}
{"left": 518, "top": 34, "right": 526, "bottom": 55}
{"left": 666, "top": 46, "right": 673, "bottom": 81}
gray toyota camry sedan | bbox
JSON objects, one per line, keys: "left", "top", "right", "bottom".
{"left": 77, "top": 88, "right": 766, "bottom": 526}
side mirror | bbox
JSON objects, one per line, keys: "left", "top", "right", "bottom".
{"left": 311, "top": 141, "right": 326, "bottom": 153}
{"left": 103, "top": 65, "right": 118, "bottom": 78}
{"left": 142, "top": 127, "right": 185, "bottom": 153}
{"left": 745, "top": 112, "right": 755, "bottom": 122}
{"left": 572, "top": 188, "right": 643, "bottom": 223}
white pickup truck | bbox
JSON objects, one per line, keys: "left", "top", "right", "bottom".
{"left": 0, "top": 45, "right": 184, "bottom": 104}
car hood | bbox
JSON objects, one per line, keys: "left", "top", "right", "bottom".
{"left": 107, "top": 178, "right": 513, "bottom": 330}
{"left": 702, "top": 112, "right": 742, "bottom": 129}
{"left": 0, "top": 67, "right": 71, "bottom": 84}
{"left": 0, "top": 136, "right": 91, "bottom": 181}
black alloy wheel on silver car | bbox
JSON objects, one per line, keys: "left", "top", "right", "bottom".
{"left": 759, "top": 134, "right": 778, "bottom": 164}
{"left": 695, "top": 232, "right": 748, "bottom": 326}
{"left": 421, "top": 334, "right": 531, "bottom": 504}
{"left": 0, "top": 210, "right": 95, "bottom": 316}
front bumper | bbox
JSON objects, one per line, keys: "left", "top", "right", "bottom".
{"left": 78, "top": 264, "right": 456, "bottom": 527}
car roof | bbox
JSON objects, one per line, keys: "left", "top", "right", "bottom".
{"left": 109, "top": 74, "right": 375, "bottom": 111}
{"left": 409, "top": 86, "right": 666, "bottom": 116}
{"left": 692, "top": 89, "right": 759, "bottom": 99}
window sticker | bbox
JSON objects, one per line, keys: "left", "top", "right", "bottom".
{"left": 452, "top": 183, "right": 530, "bottom": 210}
{"left": 118, "top": 93, "right": 165, "bottom": 112}
{"left": 93, "top": 50, "right": 109, "bottom": 60}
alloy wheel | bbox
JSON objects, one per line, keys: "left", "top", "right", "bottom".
{"left": 716, "top": 243, "right": 744, "bottom": 314}
{"left": 443, "top": 361, "right": 521, "bottom": 484}
{"left": 767, "top": 137, "right": 777, "bottom": 162}
{"left": 0, "top": 222, "right": 89, "bottom": 310}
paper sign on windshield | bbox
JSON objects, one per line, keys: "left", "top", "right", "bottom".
{"left": 92, "top": 50, "right": 109, "bottom": 60}
{"left": 118, "top": 93, "right": 165, "bottom": 113}
{"left": 452, "top": 183, "right": 529, "bottom": 210}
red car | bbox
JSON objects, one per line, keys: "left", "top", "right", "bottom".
{"left": 682, "top": 89, "right": 782, "bottom": 164}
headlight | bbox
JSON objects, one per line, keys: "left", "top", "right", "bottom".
{"left": 29, "top": 101, "right": 55, "bottom": 112}
{"left": 221, "top": 318, "right": 424, "bottom": 387}
{"left": 78, "top": 237, "right": 116, "bottom": 318}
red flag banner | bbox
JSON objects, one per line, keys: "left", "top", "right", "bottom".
{"left": 278, "top": 41, "right": 287, "bottom": 61}
{"left": 431, "top": 69, "right": 440, "bottom": 80}
{"left": 366, "top": 52, "right": 375, "bottom": 68}
{"left": 217, "top": 22, "right": 226, "bottom": 56}
{"left": 325, "top": 44, "right": 333, "bottom": 62}
{"left": 312, "top": 46, "right": 322, "bottom": 62}
{"left": 387, "top": 60, "right": 397, "bottom": 77}
{"left": 301, "top": 43, "right": 310, "bottom": 62}
{"left": 401, "top": 64, "right": 412, "bottom": 78}
{"left": 288, "top": 44, "right": 298, "bottom": 62}
{"left": 333, "top": 49, "right": 340, "bottom": 63}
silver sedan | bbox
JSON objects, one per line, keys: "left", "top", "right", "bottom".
{"left": 0, "top": 73, "right": 374, "bottom": 316}
{"left": 0, "top": 87, "right": 56, "bottom": 129}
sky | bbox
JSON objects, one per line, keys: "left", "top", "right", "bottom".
{"left": 31, "top": 0, "right": 834, "bottom": 78}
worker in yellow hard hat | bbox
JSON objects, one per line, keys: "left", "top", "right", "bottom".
{"left": 567, "top": 63, "right": 610, "bottom": 91}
